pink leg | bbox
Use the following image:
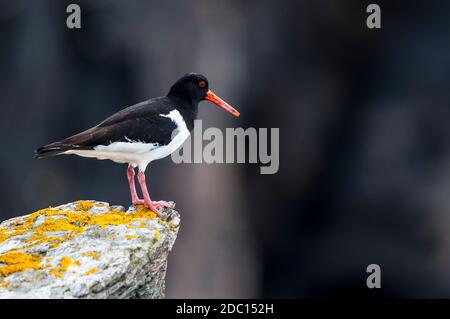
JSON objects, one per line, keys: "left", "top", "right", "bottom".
{"left": 137, "top": 171, "right": 163, "bottom": 217}
{"left": 127, "top": 165, "right": 142, "bottom": 205}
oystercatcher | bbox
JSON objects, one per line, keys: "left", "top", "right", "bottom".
{"left": 35, "top": 73, "right": 240, "bottom": 216}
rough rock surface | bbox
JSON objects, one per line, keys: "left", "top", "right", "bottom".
{"left": 0, "top": 200, "right": 180, "bottom": 299}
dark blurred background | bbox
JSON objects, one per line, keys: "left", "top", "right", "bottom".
{"left": 1, "top": 0, "right": 450, "bottom": 298}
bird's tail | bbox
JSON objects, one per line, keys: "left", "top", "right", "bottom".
{"left": 34, "top": 143, "right": 67, "bottom": 159}
{"left": 34, "top": 143, "right": 90, "bottom": 159}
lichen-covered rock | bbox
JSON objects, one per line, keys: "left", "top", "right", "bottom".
{"left": 0, "top": 200, "right": 180, "bottom": 299}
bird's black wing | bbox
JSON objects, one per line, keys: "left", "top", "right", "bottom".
{"left": 35, "top": 98, "right": 177, "bottom": 158}
{"left": 96, "top": 97, "right": 172, "bottom": 128}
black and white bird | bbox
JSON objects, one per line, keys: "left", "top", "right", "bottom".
{"left": 35, "top": 73, "right": 240, "bottom": 216}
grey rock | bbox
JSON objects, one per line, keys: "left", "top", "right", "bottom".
{"left": 0, "top": 200, "right": 180, "bottom": 299}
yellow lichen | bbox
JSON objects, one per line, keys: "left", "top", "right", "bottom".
{"left": 125, "top": 235, "right": 138, "bottom": 239}
{"left": 133, "top": 205, "right": 158, "bottom": 220}
{"left": 82, "top": 251, "right": 101, "bottom": 260}
{"left": 0, "top": 278, "right": 11, "bottom": 289}
{"left": 74, "top": 200, "right": 94, "bottom": 212}
{"left": 49, "top": 243, "right": 61, "bottom": 249}
{"left": 0, "top": 202, "right": 160, "bottom": 278}
{"left": 84, "top": 267, "right": 98, "bottom": 275}
{"left": 138, "top": 221, "right": 147, "bottom": 228}
{"left": 49, "top": 256, "right": 74, "bottom": 278}
{"left": 0, "top": 228, "right": 8, "bottom": 243}
{"left": 154, "top": 230, "right": 160, "bottom": 239}
{"left": 0, "top": 251, "right": 43, "bottom": 277}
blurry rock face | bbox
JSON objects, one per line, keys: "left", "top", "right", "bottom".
{"left": 0, "top": 200, "right": 180, "bottom": 299}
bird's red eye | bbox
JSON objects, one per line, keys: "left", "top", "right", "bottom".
{"left": 198, "top": 81, "right": 206, "bottom": 88}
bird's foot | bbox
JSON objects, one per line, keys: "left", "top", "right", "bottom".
{"left": 144, "top": 201, "right": 163, "bottom": 217}
{"left": 133, "top": 199, "right": 171, "bottom": 208}
{"left": 132, "top": 199, "right": 171, "bottom": 217}
{"left": 152, "top": 200, "right": 173, "bottom": 208}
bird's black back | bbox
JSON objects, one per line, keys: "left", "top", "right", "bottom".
{"left": 35, "top": 95, "right": 198, "bottom": 158}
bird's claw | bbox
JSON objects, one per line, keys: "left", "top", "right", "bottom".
{"left": 152, "top": 200, "right": 172, "bottom": 208}
{"left": 132, "top": 199, "right": 173, "bottom": 217}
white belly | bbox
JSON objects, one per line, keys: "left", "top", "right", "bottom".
{"left": 65, "top": 109, "right": 190, "bottom": 171}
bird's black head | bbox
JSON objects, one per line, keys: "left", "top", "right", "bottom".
{"left": 168, "top": 73, "right": 240, "bottom": 117}
{"left": 168, "top": 73, "right": 209, "bottom": 104}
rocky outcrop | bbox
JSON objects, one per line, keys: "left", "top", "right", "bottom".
{"left": 0, "top": 200, "right": 180, "bottom": 299}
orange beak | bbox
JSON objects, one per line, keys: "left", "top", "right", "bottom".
{"left": 205, "top": 90, "right": 240, "bottom": 117}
